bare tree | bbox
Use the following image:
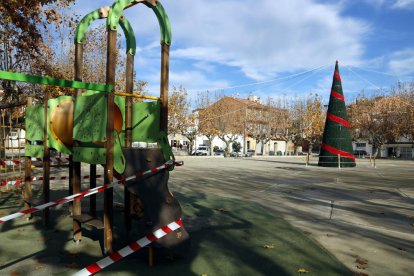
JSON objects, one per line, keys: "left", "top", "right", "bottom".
{"left": 302, "top": 94, "right": 324, "bottom": 153}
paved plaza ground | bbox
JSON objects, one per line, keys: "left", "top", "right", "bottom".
{"left": 170, "top": 156, "right": 414, "bottom": 275}
{"left": 0, "top": 156, "right": 413, "bottom": 275}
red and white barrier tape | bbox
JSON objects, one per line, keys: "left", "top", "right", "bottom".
{"left": 0, "top": 160, "right": 183, "bottom": 223}
{"left": 0, "top": 175, "right": 104, "bottom": 187}
{"left": 0, "top": 179, "right": 23, "bottom": 187}
{"left": 73, "top": 218, "right": 183, "bottom": 276}
{"left": 0, "top": 157, "right": 70, "bottom": 167}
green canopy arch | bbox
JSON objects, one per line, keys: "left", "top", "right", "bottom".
{"left": 75, "top": 7, "right": 137, "bottom": 56}
{"left": 107, "top": 0, "right": 171, "bottom": 45}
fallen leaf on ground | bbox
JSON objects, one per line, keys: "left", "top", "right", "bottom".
{"left": 201, "top": 273, "right": 207, "bottom": 276}
{"left": 297, "top": 268, "right": 309, "bottom": 273}
{"left": 34, "top": 265, "right": 43, "bottom": 270}
{"left": 356, "top": 257, "right": 368, "bottom": 270}
{"left": 326, "top": 233, "right": 335, "bottom": 237}
{"left": 215, "top": 208, "right": 229, "bottom": 213}
{"left": 303, "top": 231, "right": 312, "bottom": 235}
{"left": 262, "top": 244, "right": 275, "bottom": 249}
{"left": 10, "top": 271, "right": 21, "bottom": 276}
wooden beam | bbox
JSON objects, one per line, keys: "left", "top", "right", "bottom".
{"left": 42, "top": 92, "right": 50, "bottom": 226}
{"left": 104, "top": 29, "right": 117, "bottom": 254}
{"left": 23, "top": 97, "right": 32, "bottom": 220}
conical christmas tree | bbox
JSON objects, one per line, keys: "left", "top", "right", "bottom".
{"left": 318, "top": 61, "right": 356, "bottom": 167}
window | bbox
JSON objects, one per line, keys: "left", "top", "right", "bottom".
{"left": 247, "top": 141, "right": 251, "bottom": 149}
{"left": 170, "top": 140, "right": 179, "bottom": 147}
{"left": 356, "top": 143, "right": 366, "bottom": 148}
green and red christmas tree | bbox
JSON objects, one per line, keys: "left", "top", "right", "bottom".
{"left": 318, "top": 61, "right": 356, "bottom": 167}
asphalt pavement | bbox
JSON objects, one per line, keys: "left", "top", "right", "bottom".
{"left": 169, "top": 156, "right": 414, "bottom": 276}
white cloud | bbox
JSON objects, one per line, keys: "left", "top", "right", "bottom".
{"left": 363, "top": 0, "right": 414, "bottom": 9}
{"left": 161, "top": 0, "right": 368, "bottom": 81}
{"left": 70, "top": 0, "right": 369, "bottom": 93}
{"left": 388, "top": 48, "right": 414, "bottom": 76}
{"left": 169, "top": 71, "right": 230, "bottom": 96}
{"left": 392, "top": 0, "right": 414, "bottom": 8}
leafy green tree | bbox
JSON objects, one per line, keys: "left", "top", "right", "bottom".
{"left": 232, "top": 141, "right": 242, "bottom": 155}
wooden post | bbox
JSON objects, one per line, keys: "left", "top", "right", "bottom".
{"left": 90, "top": 164, "right": 96, "bottom": 217}
{"left": 43, "top": 92, "right": 50, "bottom": 226}
{"left": 124, "top": 53, "right": 134, "bottom": 231}
{"left": 104, "top": 29, "right": 117, "bottom": 254}
{"left": 72, "top": 43, "right": 83, "bottom": 242}
{"left": 160, "top": 43, "right": 170, "bottom": 132}
{"left": 23, "top": 97, "right": 32, "bottom": 220}
{"left": 305, "top": 153, "right": 309, "bottom": 167}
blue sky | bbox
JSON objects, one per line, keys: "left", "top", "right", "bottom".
{"left": 72, "top": 0, "right": 414, "bottom": 104}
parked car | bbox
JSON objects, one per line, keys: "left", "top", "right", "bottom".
{"left": 245, "top": 149, "right": 255, "bottom": 157}
{"left": 214, "top": 149, "right": 225, "bottom": 156}
{"left": 354, "top": 150, "right": 367, "bottom": 157}
{"left": 194, "top": 145, "right": 209, "bottom": 156}
{"left": 230, "top": 151, "right": 242, "bottom": 157}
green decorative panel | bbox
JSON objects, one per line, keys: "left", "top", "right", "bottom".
{"left": 73, "top": 92, "right": 107, "bottom": 142}
{"left": 132, "top": 101, "right": 160, "bottom": 142}
{"left": 25, "top": 105, "right": 44, "bottom": 141}
{"left": 25, "top": 145, "right": 44, "bottom": 158}
{"left": 115, "top": 95, "right": 126, "bottom": 146}
{"left": 114, "top": 132, "right": 126, "bottom": 173}
{"left": 47, "top": 96, "right": 73, "bottom": 155}
{"left": 73, "top": 146, "right": 106, "bottom": 164}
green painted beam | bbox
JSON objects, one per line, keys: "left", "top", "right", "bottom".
{"left": 108, "top": 0, "right": 171, "bottom": 45}
{"left": 75, "top": 8, "right": 136, "bottom": 56}
{"left": 75, "top": 10, "right": 101, "bottom": 44}
{"left": 0, "top": 70, "right": 113, "bottom": 92}
{"left": 152, "top": 2, "right": 172, "bottom": 45}
{"left": 120, "top": 17, "right": 137, "bottom": 56}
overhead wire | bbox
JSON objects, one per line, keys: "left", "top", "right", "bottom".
{"left": 344, "top": 66, "right": 389, "bottom": 94}
{"left": 196, "top": 64, "right": 330, "bottom": 123}
{"left": 184, "top": 63, "right": 331, "bottom": 94}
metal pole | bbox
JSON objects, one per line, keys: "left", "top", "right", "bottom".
{"left": 23, "top": 97, "right": 32, "bottom": 220}
{"left": 306, "top": 153, "right": 309, "bottom": 167}
{"left": 338, "top": 154, "right": 341, "bottom": 169}
{"left": 104, "top": 29, "right": 117, "bottom": 254}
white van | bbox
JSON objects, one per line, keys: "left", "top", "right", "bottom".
{"left": 194, "top": 145, "right": 209, "bottom": 156}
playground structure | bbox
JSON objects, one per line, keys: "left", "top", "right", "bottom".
{"left": 0, "top": 0, "right": 189, "bottom": 260}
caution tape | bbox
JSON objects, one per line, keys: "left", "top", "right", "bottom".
{"left": 0, "top": 160, "right": 183, "bottom": 223}
{"left": 73, "top": 218, "right": 183, "bottom": 276}
{"left": 0, "top": 179, "right": 23, "bottom": 187}
{"left": 0, "top": 157, "right": 70, "bottom": 167}
{"left": 0, "top": 175, "right": 104, "bottom": 187}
